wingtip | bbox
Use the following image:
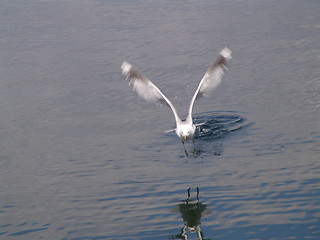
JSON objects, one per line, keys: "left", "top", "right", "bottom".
{"left": 121, "top": 61, "right": 132, "bottom": 75}
{"left": 220, "top": 47, "right": 232, "bottom": 60}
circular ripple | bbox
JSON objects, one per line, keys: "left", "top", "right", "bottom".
{"left": 194, "top": 111, "right": 250, "bottom": 141}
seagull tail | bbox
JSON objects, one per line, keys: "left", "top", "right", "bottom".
{"left": 164, "top": 129, "right": 176, "bottom": 133}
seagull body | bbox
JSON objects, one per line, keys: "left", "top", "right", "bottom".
{"left": 121, "top": 48, "right": 232, "bottom": 148}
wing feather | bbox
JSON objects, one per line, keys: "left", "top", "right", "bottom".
{"left": 121, "top": 61, "right": 181, "bottom": 123}
{"left": 121, "top": 61, "right": 169, "bottom": 106}
{"left": 187, "top": 48, "right": 232, "bottom": 120}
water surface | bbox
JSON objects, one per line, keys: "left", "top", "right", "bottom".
{"left": 0, "top": 0, "right": 319, "bottom": 239}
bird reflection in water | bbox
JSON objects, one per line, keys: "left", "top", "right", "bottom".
{"left": 171, "top": 187, "right": 210, "bottom": 240}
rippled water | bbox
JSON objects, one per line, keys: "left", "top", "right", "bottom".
{"left": 0, "top": 0, "right": 319, "bottom": 239}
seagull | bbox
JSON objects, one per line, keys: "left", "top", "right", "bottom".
{"left": 121, "top": 48, "right": 232, "bottom": 156}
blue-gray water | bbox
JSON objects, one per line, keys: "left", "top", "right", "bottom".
{"left": 0, "top": 1, "right": 319, "bottom": 239}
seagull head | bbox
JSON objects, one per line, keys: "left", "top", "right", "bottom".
{"left": 177, "top": 124, "right": 195, "bottom": 141}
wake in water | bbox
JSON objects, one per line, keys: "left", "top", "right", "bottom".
{"left": 183, "top": 111, "right": 249, "bottom": 156}
{"left": 194, "top": 111, "right": 249, "bottom": 140}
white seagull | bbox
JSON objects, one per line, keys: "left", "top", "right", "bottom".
{"left": 121, "top": 48, "right": 232, "bottom": 156}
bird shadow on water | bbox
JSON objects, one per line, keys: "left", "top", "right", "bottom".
{"left": 170, "top": 187, "right": 210, "bottom": 240}
{"left": 184, "top": 111, "right": 249, "bottom": 157}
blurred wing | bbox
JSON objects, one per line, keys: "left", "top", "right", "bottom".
{"left": 121, "top": 61, "right": 181, "bottom": 123}
{"left": 187, "top": 48, "right": 232, "bottom": 119}
{"left": 121, "top": 61, "right": 168, "bottom": 106}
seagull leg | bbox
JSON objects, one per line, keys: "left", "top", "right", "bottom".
{"left": 196, "top": 187, "right": 200, "bottom": 203}
{"left": 182, "top": 140, "right": 189, "bottom": 158}
{"left": 186, "top": 187, "right": 191, "bottom": 204}
{"left": 193, "top": 139, "right": 196, "bottom": 156}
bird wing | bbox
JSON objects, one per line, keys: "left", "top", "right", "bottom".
{"left": 121, "top": 61, "right": 181, "bottom": 123}
{"left": 187, "top": 48, "right": 232, "bottom": 121}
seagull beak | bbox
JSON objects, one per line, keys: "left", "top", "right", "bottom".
{"left": 183, "top": 135, "right": 187, "bottom": 140}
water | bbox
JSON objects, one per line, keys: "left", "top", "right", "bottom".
{"left": 0, "top": 0, "right": 319, "bottom": 239}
